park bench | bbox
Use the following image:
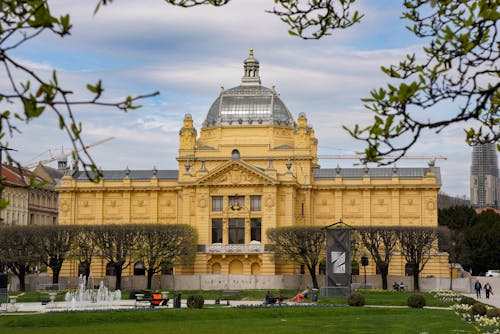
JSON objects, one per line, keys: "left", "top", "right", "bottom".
{"left": 134, "top": 292, "right": 169, "bottom": 308}
{"left": 150, "top": 292, "right": 169, "bottom": 307}
{"left": 216, "top": 290, "right": 241, "bottom": 305}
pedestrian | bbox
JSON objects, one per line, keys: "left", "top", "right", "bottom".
{"left": 264, "top": 290, "right": 276, "bottom": 305}
{"left": 484, "top": 282, "right": 493, "bottom": 299}
{"left": 291, "top": 287, "right": 310, "bottom": 303}
{"left": 474, "top": 279, "right": 482, "bottom": 298}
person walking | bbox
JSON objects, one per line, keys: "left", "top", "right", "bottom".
{"left": 474, "top": 280, "right": 482, "bottom": 298}
{"left": 484, "top": 282, "right": 493, "bottom": 299}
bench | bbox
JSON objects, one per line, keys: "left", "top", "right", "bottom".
{"left": 150, "top": 293, "right": 169, "bottom": 307}
{"left": 216, "top": 290, "right": 240, "bottom": 306}
{"left": 135, "top": 292, "right": 169, "bottom": 308}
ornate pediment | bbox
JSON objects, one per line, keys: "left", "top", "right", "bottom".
{"left": 195, "top": 160, "right": 277, "bottom": 186}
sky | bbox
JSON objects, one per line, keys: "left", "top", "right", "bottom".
{"left": 4, "top": 0, "right": 492, "bottom": 198}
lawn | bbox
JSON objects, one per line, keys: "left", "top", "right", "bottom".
{"left": 2, "top": 289, "right": 476, "bottom": 333}
{"left": 0, "top": 306, "right": 475, "bottom": 334}
{"left": 9, "top": 289, "right": 452, "bottom": 307}
{"left": 318, "top": 290, "right": 454, "bottom": 307}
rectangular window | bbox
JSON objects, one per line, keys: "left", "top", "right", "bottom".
{"left": 212, "top": 196, "right": 223, "bottom": 212}
{"left": 229, "top": 218, "right": 245, "bottom": 244}
{"left": 212, "top": 219, "right": 223, "bottom": 243}
{"left": 250, "top": 218, "right": 261, "bottom": 242}
{"left": 229, "top": 196, "right": 245, "bottom": 210}
{"left": 250, "top": 196, "right": 261, "bottom": 211}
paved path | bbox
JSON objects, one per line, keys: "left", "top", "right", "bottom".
{"left": 2, "top": 292, "right": 499, "bottom": 315}
{"left": 462, "top": 292, "right": 500, "bottom": 308}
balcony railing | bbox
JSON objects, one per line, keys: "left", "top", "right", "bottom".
{"left": 198, "top": 243, "right": 269, "bottom": 254}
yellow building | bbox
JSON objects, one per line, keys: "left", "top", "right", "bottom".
{"left": 57, "top": 50, "right": 449, "bottom": 279}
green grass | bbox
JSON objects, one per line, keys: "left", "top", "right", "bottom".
{"left": 318, "top": 290, "right": 454, "bottom": 307}
{"left": 0, "top": 306, "right": 475, "bottom": 334}
{"left": 10, "top": 289, "right": 453, "bottom": 307}
{"left": 7, "top": 291, "right": 66, "bottom": 302}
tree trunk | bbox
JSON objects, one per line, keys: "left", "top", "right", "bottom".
{"left": 413, "top": 271, "right": 420, "bottom": 291}
{"left": 147, "top": 269, "right": 154, "bottom": 290}
{"left": 18, "top": 268, "right": 27, "bottom": 292}
{"left": 52, "top": 266, "right": 61, "bottom": 284}
{"left": 115, "top": 265, "right": 123, "bottom": 290}
{"left": 380, "top": 265, "right": 389, "bottom": 290}
{"left": 49, "top": 256, "right": 63, "bottom": 284}
{"left": 307, "top": 265, "right": 319, "bottom": 289}
{"left": 82, "top": 261, "right": 91, "bottom": 283}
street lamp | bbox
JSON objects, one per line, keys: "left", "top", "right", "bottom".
{"left": 449, "top": 241, "right": 456, "bottom": 290}
{"left": 361, "top": 253, "right": 369, "bottom": 288}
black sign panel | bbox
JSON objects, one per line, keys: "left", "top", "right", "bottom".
{"left": 326, "top": 228, "right": 351, "bottom": 288}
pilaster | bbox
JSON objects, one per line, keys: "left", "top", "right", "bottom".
{"left": 392, "top": 189, "right": 400, "bottom": 226}
{"left": 363, "top": 189, "right": 371, "bottom": 226}
{"left": 96, "top": 192, "right": 103, "bottom": 225}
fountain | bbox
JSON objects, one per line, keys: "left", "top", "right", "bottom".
{"left": 63, "top": 275, "right": 122, "bottom": 310}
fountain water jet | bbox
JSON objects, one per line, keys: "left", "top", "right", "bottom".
{"left": 63, "top": 275, "right": 122, "bottom": 310}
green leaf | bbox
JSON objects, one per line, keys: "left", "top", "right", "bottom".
{"left": 86, "top": 83, "right": 98, "bottom": 94}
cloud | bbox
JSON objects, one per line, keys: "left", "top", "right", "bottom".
{"left": 5, "top": 0, "right": 489, "bottom": 199}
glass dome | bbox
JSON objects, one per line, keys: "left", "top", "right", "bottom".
{"left": 202, "top": 50, "right": 295, "bottom": 128}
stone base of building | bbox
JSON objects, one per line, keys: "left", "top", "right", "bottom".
{"left": 8, "top": 273, "right": 480, "bottom": 293}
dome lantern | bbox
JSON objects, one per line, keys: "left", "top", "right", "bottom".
{"left": 241, "top": 48, "right": 261, "bottom": 87}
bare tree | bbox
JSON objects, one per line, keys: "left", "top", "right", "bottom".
{"left": 134, "top": 224, "right": 197, "bottom": 289}
{"left": 93, "top": 224, "right": 141, "bottom": 290}
{"left": 33, "top": 225, "right": 77, "bottom": 284}
{"left": 0, "top": 225, "right": 39, "bottom": 291}
{"left": 267, "top": 226, "right": 325, "bottom": 289}
{"left": 358, "top": 226, "right": 398, "bottom": 290}
{"left": 70, "top": 225, "right": 98, "bottom": 281}
{"left": 395, "top": 227, "right": 438, "bottom": 291}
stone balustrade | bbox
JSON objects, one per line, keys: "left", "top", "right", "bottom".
{"left": 199, "top": 243, "right": 267, "bottom": 254}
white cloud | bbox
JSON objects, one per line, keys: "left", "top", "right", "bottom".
{"left": 5, "top": 0, "right": 492, "bottom": 199}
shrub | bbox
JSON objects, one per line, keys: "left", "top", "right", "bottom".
{"left": 347, "top": 292, "right": 365, "bottom": 306}
{"left": 407, "top": 294, "right": 426, "bottom": 308}
{"left": 470, "top": 302, "right": 487, "bottom": 317}
{"left": 486, "top": 307, "right": 500, "bottom": 318}
{"left": 459, "top": 296, "right": 477, "bottom": 305}
{"left": 186, "top": 295, "right": 204, "bottom": 309}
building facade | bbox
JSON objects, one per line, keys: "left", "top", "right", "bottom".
{"left": 57, "top": 50, "right": 449, "bottom": 279}
{"left": 1, "top": 164, "right": 59, "bottom": 225}
{"left": 470, "top": 143, "right": 499, "bottom": 209}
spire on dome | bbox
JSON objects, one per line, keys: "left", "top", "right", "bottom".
{"left": 241, "top": 48, "right": 261, "bottom": 87}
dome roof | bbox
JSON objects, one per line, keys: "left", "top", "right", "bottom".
{"left": 202, "top": 50, "right": 295, "bottom": 128}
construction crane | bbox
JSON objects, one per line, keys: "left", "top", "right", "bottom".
{"left": 318, "top": 155, "right": 447, "bottom": 165}
{"left": 23, "top": 137, "right": 115, "bottom": 169}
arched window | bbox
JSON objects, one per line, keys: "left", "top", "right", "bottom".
{"left": 228, "top": 260, "right": 243, "bottom": 274}
{"left": 251, "top": 263, "right": 260, "bottom": 275}
{"left": 161, "top": 263, "right": 173, "bottom": 275}
{"left": 405, "top": 263, "right": 416, "bottom": 276}
{"left": 231, "top": 149, "right": 240, "bottom": 160}
{"left": 319, "top": 263, "right": 326, "bottom": 275}
{"left": 78, "top": 263, "right": 87, "bottom": 277}
{"left": 211, "top": 263, "right": 221, "bottom": 274}
{"left": 106, "top": 262, "right": 116, "bottom": 276}
{"left": 133, "top": 262, "right": 145, "bottom": 276}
